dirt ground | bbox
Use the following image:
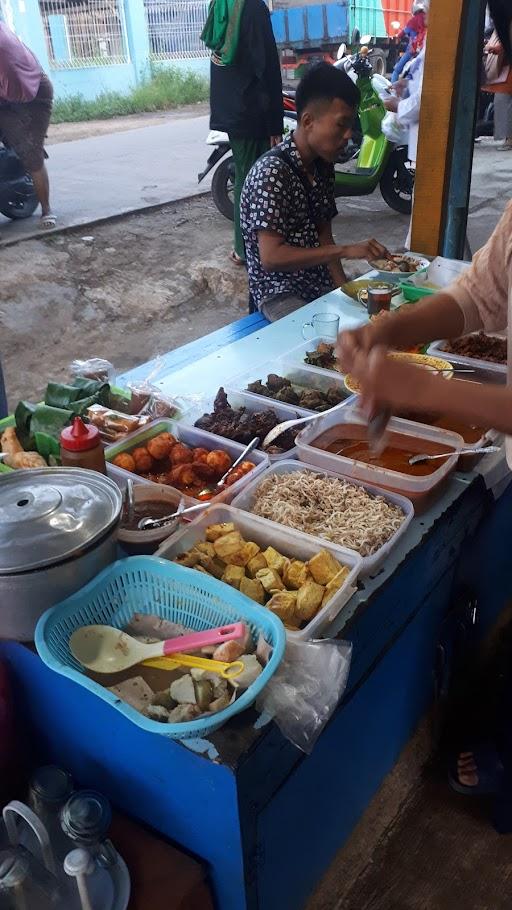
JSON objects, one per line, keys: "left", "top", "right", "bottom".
{"left": 47, "top": 103, "right": 210, "bottom": 145}
{"left": 1, "top": 192, "right": 409, "bottom": 407}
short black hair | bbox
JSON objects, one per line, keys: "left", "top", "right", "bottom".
{"left": 488, "top": 0, "right": 512, "bottom": 63}
{"left": 295, "top": 62, "right": 360, "bottom": 119}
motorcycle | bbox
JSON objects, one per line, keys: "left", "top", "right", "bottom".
{"left": 0, "top": 139, "right": 38, "bottom": 220}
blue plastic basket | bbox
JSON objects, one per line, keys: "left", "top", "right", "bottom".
{"left": 35, "top": 556, "right": 286, "bottom": 740}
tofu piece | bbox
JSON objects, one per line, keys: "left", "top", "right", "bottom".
{"left": 308, "top": 549, "right": 344, "bottom": 586}
{"left": 224, "top": 540, "right": 261, "bottom": 567}
{"left": 266, "top": 592, "right": 297, "bottom": 624}
{"left": 195, "top": 541, "right": 216, "bottom": 559}
{"left": 321, "top": 567, "right": 350, "bottom": 606}
{"left": 283, "top": 559, "right": 309, "bottom": 590}
{"left": 295, "top": 579, "right": 324, "bottom": 622}
{"left": 221, "top": 565, "right": 246, "bottom": 589}
{"left": 213, "top": 531, "right": 245, "bottom": 560}
{"left": 262, "top": 546, "right": 289, "bottom": 576}
{"left": 246, "top": 553, "right": 268, "bottom": 578}
{"left": 256, "top": 567, "right": 284, "bottom": 593}
{"left": 170, "top": 675, "right": 197, "bottom": 704}
{"left": 175, "top": 549, "right": 200, "bottom": 568}
{"left": 108, "top": 676, "right": 154, "bottom": 713}
{"left": 239, "top": 576, "right": 266, "bottom": 605}
{"left": 205, "top": 522, "right": 236, "bottom": 541}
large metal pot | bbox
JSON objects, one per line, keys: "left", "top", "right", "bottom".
{"left": 0, "top": 468, "right": 122, "bottom": 641}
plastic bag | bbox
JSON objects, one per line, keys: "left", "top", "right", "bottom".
{"left": 381, "top": 111, "right": 409, "bottom": 145}
{"left": 256, "top": 638, "right": 352, "bottom": 754}
{"left": 69, "top": 358, "right": 116, "bottom": 385}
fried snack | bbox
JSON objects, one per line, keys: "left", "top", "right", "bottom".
{"left": 132, "top": 446, "right": 153, "bottom": 473}
{"left": 246, "top": 553, "right": 268, "bottom": 578}
{"left": 1, "top": 427, "right": 23, "bottom": 456}
{"left": 213, "top": 531, "right": 245, "bottom": 560}
{"left": 256, "top": 568, "right": 284, "bottom": 593}
{"left": 192, "top": 447, "right": 209, "bottom": 463}
{"left": 205, "top": 522, "right": 236, "bottom": 542}
{"left": 195, "top": 541, "right": 216, "bottom": 558}
{"left": 175, "top": 550, "right": 201, "bottom": 568}
{"left": 206, "top": 450, "right": 232, "bottom": 475}
{"left": 296, "top": 580, "right": 324, "bottom": 621}
{"left": 169, "top": 464, "right": 198, "bottom": 487}
{"left": 262, "top": 547, "right": 289, "bottom": 575}
{"left": 4, "top": 451, "right": 47, "bottom": 469}
{"left": 112, "top": 452, "right": 136, "bottom": 473}
{"left": 224, "top": 541, "right": 261, "bottom": 568}
{"left": 147, "top": 433, "right": 174, "bottom": 461}
{"left": 283, "top": 559, "right": 309, "bottom": 590}
{"left": 321, "top": 567, "right": 350, "bottom": 606}
{"left": 221, "top": 565, "right": 246, "bottom": 589}
{"left": 169, "top": 443, "right": 194, "bottom": 466}
{"left": 239, "top": 576, "right": 266, "bottom": 604}
{"left": 224, "top": 468, "right": 246, "bottom": 487}
{"left": 267, "top": 592, "right": 298, "bottom": 624}
{"left": 308, "top": 550, "right": 344, "bottom": 586}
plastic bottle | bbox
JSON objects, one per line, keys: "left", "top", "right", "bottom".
{"left": 60, "top": 417, "right": 106, "bottom": 474}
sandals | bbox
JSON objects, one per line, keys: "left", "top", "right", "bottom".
{"left": 40, "top": 213, "right": 57, "bottom": 230}
{"left": 449, "top": 743, "right": 505, "bottom": 796}
{"left": 229, "top": 249, "right": 245, "bottom": 266}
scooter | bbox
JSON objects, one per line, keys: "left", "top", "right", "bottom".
{"left": 0, "top": 139, "right": 38, "bottom": 220}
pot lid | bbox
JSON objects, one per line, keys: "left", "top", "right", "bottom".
{"left": 0, "top": 468, "right": 122, "bottom": 574}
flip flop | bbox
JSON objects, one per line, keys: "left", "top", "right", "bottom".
{"left": 229, "top": 250, "right": 245, "bottom": 266}
{"left": 449, "top": 743, "right": 505, "bottom": 796}
{"left": 40, "top": 214, "right": 56, "bottom": 229}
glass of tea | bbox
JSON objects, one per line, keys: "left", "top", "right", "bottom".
{"left": 358, "top": 283, "right": 399, "bottom": 315}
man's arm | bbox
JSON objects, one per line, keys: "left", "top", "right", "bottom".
{"left": 258, "top": 229, "right": 389, "bottom": 272}
{"left": 317, "top": 221, "right": 347, "bottom": 286}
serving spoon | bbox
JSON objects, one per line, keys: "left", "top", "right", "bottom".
{"left": 409, "top": 445, "right": 501, "bottom": 466}
{"left": 261, "top": 405, "right": 341, "bottom": 449}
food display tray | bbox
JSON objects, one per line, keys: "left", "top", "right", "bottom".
{"left": 228, "top": 356, "right": 355, "bottom": 414}
{"left": 295, "top": 408, "right": 463, "bottom": 513}
{"left": 283, "top": 336, "right": 349, "bottom": 382}
{"left": 427, "top": 336, "right": 507, "bottom": 380}
{"left": 180, "top": 390, "right": 308, "bottom": 462}
{"left": 156, "top": 504, "right": 361, "bottom": 641}
{"left": 231, "top": 460, "right": 414, "bottom": 575}
{"left": 105, "top": 418, "right": 269, "bottom": 505}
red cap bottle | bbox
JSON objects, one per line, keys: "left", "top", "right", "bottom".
{"left": 60, "top": 416, "right": 106, "bottom": 473}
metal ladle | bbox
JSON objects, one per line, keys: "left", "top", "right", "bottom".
{"left": 409, "top": 445, "right": 501, "bottom": 466}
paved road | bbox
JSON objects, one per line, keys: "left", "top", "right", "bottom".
{"left": 0, "top": 117, "right": 510, "bottom": 251}
{"left": 0, "top": 113, "right": 212, "bottom": 243}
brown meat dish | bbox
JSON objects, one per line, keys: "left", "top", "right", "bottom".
{"left": 442, "top": 332, "right": 507, "bottom": 365}
{"left": 194, "top": 388, "right": 298, "bottom": 454}
{"left": 246, "top": 374, "right": 346, "bottom": 412}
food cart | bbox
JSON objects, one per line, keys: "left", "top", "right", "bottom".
{"left": 1, "top": 283, "right": 511, "bottom": 910}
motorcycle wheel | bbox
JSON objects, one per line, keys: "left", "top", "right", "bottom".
{"left": 379, "top": 146, "right": 414, "bottom": 215}
{"left": 0, "top": 176, "right": 39, "bottom": 220}
{"left": 211, "top": 155, "right": 235, "bottom": 221}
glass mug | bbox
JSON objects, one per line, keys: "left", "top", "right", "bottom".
{"left": 357, "top": 283, "right": 399, "bottom": 316}
{"left": 302, "top": 312, "right": 340, "bottom": 341}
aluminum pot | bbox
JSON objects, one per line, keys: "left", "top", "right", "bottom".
{"left": 0, "top": 468, "right": 122, "bottom": 641}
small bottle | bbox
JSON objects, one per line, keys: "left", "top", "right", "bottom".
{"left": 60, "top": 791, "right": 116, "bottom": 869}
{"left": 28, "top": 766, "right": 74, "bottom": 862}
{"left": 60, "top": 417, "right": 106, "bottom": 474}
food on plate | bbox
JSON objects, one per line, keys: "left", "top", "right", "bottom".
{"left": 1, "top": 427, "right": 23, "bottom": 456}
{"left": 440, "top": 331, "right": 507, "bottom": 365}
{"left": 174, "top": 524, "right": 351, "bottom": 629}
{"left": 109, "top": 430, "right": 255, "bottom": 499}
{"left": 251, "top": 470, "right": 405, "bottom": 557}
{"left": 246, "top": 374, "right": 346, "bottom": 411}
{"left": 86, "top": 405, "right": 152, "bottom": 443}
{"left": 194, "top": 387, "right": 298, "bottom": 454}
{"left": 371, "top": 255, "right": 423, "bottom": 274}
{"left": 312, "top": 425, "right": 456, "bottom": 476}
{"left": 344, "top": 352, "right": 453, "bottom": 394}
{"left": 0, "top": 427, "right": 48, "bottom": 470}
{"left": 304, "top": 342, "right": 341, "bottom": 372}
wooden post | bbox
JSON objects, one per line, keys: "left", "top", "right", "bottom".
{"left": 410, "top": 0, "right": 484, "bottom": 256}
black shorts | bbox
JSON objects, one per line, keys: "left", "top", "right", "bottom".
{"left": 0, "top": 72, "right": 53, "bottom": 171}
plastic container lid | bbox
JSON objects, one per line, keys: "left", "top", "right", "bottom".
{"left": 61, "top": 416, "right": 100, "bottom": 452}
{"left": 0, "top": 468, "right": 122, "bottom": 574}
{"left": 30, "top": 766, "right": 74, "bottom": 805}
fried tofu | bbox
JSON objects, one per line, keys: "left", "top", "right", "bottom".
{"left": 240, "top": 576, "right": 266, "bottom": 605}
{"left": 283, "top": 559, "right": 309, "bottom": 590}
{"left": 221, "top": 565, "right": 246, "bottom": 589}
{"left": 262, "top": 546, "right": 289, "bottom": 575}
{"left": 205, "top": 522, "right": 236, "bottom": 541}
{"left": 296, "top": 579, "right": 324, "bottom": 621}
{"left": 213, "top": 531, "right": 245, "bottom": 560}
{"left": 195, "top": 541, "right": 216, "bottom": 559}
{"left": 225, "top": 540, "right": 261, "bottom": 567}
{"left": 246, "top": 553, "right": 268, "bottom": 578}
{"left": 307, "top": 549, "right": 344, "bottom": 586}
{"left": 256, "top": 567, "right": 285, "bottom": 593}
{"left": 175, "top": 550, "right": 200, "bottom": 568}
{"left": 267, "top": 592, "right": 297, "bottom": 624}
{"left": 321, "top": 567, "right": 350, "bottom": 606}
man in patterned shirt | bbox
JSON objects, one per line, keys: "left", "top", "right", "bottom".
{"left": 240, "top": 62, "right": 390, "bottom": 321}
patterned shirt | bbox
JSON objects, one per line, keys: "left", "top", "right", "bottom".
{"left": 240, "top": 134, "right": 337, "bottom": 309}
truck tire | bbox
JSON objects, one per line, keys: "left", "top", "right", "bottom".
{"left": 211, "top": 156, "right": 235, "bottom": 221}
{"left": 379, "top": 146, "right": 414, "bottom": 214}
{"left": 371, "top": 48, "right": 387, "bottom": 76}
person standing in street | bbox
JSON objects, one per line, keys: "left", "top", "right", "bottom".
{"left": 0, "top": 22, "right": 55, "bottom": 228}
{"left": 202, "top": 0, "right": 283, "bottom": 265}
{"left": 482, "top": 24, "right": 512, "bottom": 151}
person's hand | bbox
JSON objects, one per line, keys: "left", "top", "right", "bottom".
{"left": 342, "top": 238, "right": 392, "bottom": 262}
{"left": 393, "top": 78, "right": 409, "bottom": 98}
{"left": 337, "top": 313, "right": 395, "bottom": 373}
{"left": 384, "top": 96, "right": 399, "bottom": 112}
{"left": 270, "top": 135, "right": 282, "bottom": 148}
{"left": 345, "top": 347, "right": 430, "bottom": 417}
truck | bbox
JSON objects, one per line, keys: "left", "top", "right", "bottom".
{"left": 270, "top": 0, "right": 412, "bottom": 76}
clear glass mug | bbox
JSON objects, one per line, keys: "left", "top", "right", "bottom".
{"left": 357, "top": 283, "right": 399, "bottom": 316}
{"left": 302, "top": 312, "right": 340, "bottom": 341}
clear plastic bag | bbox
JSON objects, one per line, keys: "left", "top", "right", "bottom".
{"left": 256, "top": 638, "right": 352, "bottom": 754}
{"left": 381, "top": 111, "right": 410, "bottom": 145}
{"left": 69, "top": 358, "right": 116, "bottom": 384}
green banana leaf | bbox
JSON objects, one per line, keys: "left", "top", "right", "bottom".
{"left": 45, "top": 382, "right": 83, "bottom": 409}
{"left": 72, "top": 377, "right": 110, "bottom": 406}
{"left": 14, "top": 401, "right": 37, "bottom": 450}
{"left": 31, "top": 405, "right": 74, "bottom": 444}
{"left": 34, "top": 431, "right": 61, "bottom": 460}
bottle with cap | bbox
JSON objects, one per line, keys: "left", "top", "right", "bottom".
{"left": 60, "top": 417, "right": 106, "bottom": 474}
{"left": 28, "top": 766, "right": 74, "bottom": 862}
{"left": 60, "top": 791, "right": 117, "bottom": 869}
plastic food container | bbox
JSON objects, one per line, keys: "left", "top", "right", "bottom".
{"left": 295, "top": 409, "right": 463, "bottom": 514}
{"left": 105, "top": 419, "right": 269, "bottom": 506}
{"left": 284, "top": 336, "right": 346, "bottom": 380}
{"left": 229, "top": 357, "right": 355, "bottom": 414}
{"left": 394, "top": 411, "right": 501, "bottom": 472}
{"left": 428, "top": 336, "right": 507, "bottom": 381}
{"left": 181, "top": 390, "right": 307, "bottom": 462}
{"left": 232, "top": 460, "right": 414, "bottom": 575}
{"left": 156, "top": 504, "right": 361, "bottom": 641}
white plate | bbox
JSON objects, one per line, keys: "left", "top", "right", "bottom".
{"left": 369, "top": 255, "right": 430, "bottom": 281}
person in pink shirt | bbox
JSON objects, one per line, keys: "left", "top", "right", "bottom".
{"left": 0, "top": 23, "right": 55, "bottom": 227}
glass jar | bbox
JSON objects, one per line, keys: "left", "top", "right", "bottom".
{"left": 28, "top": 766, "right": 74, "bottom": 863}
{"left": 60, "top": 791, "right": 116, "bottom": 868}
